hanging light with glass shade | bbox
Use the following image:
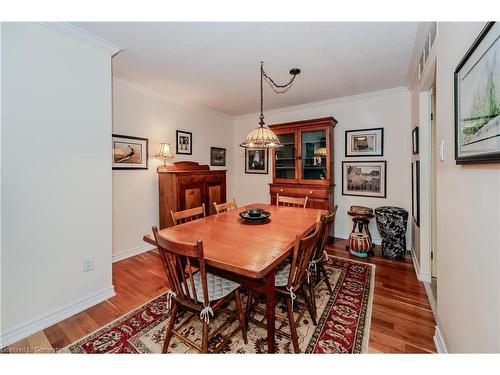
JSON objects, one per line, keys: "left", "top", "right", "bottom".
{"left": 240, "top": 62, "right": 301, "bottom": 148}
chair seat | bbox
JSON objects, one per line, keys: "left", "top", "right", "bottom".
{"left": 275, "top": 262, "right": 291, "bottom": 287}
{"left": 184, "top": 272, "right": 240, "bottom": 303}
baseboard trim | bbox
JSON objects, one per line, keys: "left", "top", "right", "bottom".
{"left": 0, "top": 286, "right": 115, "bottom": 349}
{"left": 433, "top": 325, "right": 448, "bottom": 353}
{"left": 112, "top": 244, "right": 155, "bottom": 263}
{"left": 410, "top": 245, "right": 432, "bottom": 283}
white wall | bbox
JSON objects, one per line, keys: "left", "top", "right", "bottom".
{"left": 432, "top": 22, "right": 500, "bottom": 352}
{"left": 111, "top": 78, "right": 234, "bottom": 261}
{"left": 232, "top": 88, "right": 412, "bottom": 246}
{"left": 1, "top": 23, "right": 114, "bottom": 347}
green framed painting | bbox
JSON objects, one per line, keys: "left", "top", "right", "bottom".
{"left": 455, "top": 22, "right": 500, "bottom": 164}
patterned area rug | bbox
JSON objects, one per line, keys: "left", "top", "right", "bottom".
{"left": 61, "top": 256, "right": 375, "bottom": 354}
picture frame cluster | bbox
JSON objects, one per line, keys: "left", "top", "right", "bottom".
{"left": 342, "top": 127, "right": 387, "bottom": 198}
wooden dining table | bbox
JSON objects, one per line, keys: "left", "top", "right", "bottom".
{"left": 143, "top": 203, "right": 326, "bottom": 353}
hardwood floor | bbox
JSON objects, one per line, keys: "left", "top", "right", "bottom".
{"left": 329, "top": 241, "right": 436, "bottom": 353}
{"left": 5, "top": 238, "right": 436, "bottom": 353}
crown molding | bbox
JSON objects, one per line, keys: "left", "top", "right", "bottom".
{"left": 114, "top": 77, "right": 233, "bottom": 121}
{"left": 39, "top": 22, "right": 123, "bottom": 56}
{"left": 406, "top": 22, "right": 432, "bottom": 89}
{"left": 234, "top": 86, "right": 409, "bottom": 121}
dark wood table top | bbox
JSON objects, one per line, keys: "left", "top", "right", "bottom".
{"left": 143, "top": 203, "right": 326, "bottom": 279}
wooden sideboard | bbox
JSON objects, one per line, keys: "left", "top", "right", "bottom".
{"left": 158, "top": 161, "right": 226, "bottom": 229}
{"left": 269, "top": 117, "right": 337, "bottom": 211}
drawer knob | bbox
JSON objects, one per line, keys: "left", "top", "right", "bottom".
{"left": 280, "top": 189, "right": 283, "bottom": 192}
{"left": 309, "top": 190, "right": 313, "bottom": 194}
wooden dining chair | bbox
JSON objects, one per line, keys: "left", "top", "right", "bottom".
{"left": 171, "top": 203, "right": 206, "bottom": 225}
{"left": 245, "top": 219, "right": 321, "bottom": 353}
{"left": 213, "top": 198, "right": 237, "bottom": 214}
{"left": 276, "top": 193, "right": 308, "bottom": 208}
{"left": 307, "top": 205, "right": 338, "bottom": 322}
{"left": 152, "top": 226, "right": 247, "bottom": 353}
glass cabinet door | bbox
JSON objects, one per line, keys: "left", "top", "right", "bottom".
{"left": 301, "top": 130, "right": 327, "bottom": 180}
{"left": 274, "top": 133, "right": 296, "bottom": 180}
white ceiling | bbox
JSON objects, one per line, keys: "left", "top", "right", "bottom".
{"left": 72, "top": 22, "right": 418, "bottom": 116}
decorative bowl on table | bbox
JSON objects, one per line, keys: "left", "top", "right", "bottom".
{"left": 239, "top": 208, "right": 271, "bottom": 223}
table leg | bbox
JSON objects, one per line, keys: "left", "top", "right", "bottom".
{"left": 265, "top": 270, "right": 276, "bottom": 353}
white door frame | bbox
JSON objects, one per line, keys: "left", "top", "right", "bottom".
{"left": 418, "top": 90, "right": 432, "bottom": 282}
{"left": 417, "top": 58, "right": 437, "bottom": 283}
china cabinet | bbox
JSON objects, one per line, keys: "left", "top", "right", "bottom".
{"left": 269, "top": 117, "right": 337, "bottom": 210}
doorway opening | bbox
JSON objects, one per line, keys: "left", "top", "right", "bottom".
{"left": 417, "top": 63, "right": 438, "bottom": 317}
{"left": 430, "top": 83, "right": 437, "bottom": 305}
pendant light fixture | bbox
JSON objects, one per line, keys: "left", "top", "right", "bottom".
{"left": 240, "top": 62, "right": 301, "bottom": 148}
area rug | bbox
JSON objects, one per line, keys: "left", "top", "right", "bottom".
{"left": 61, "top": 256, "right": 375, "bottom": 354}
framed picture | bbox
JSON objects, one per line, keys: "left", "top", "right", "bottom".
{"left": 210, "top": 147, "right": 226, "bottom": 166}
{"left": 412, "top": 161, "right": 420, "bottom": 227}
{"left": 345, "top": 127, "right": 384, "bottom": 157}
{"left": 176, "top": 130, "right": 192, "bottom": 155}
{"left": 245, "top": 148, "right": 268, "bottom": 174}
{"left": 412, "top": 127, "right": 419, "bottom": 155}
{"left": 112, "top": 134, "right": 148, "bottom": 170}
{"left": 342, "top": 160, "right": 387, "bottom": 198}
{"left": 455, "top": 22, "right": 500, "bottom": 164}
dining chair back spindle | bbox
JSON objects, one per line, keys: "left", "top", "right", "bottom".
{"left": 287, "top": 219, "right": 322, "bottom": 293}
{"left": 308, "top": 205, "right": 338, "bottom": 319}
{"left": 315, "top": 205, "right": 338, "bottom": 261}
{"left": 245, "top": 218, "right": 322, "bottom": 353}
{"left": 213, "top": 198, "right": 237, "bottom": 214}
{"left": 276, "top": 193, "right": 308, "bottom": 208}
{"left": 152, "top": 227, "right": 247, "bottom": 353}
{"left": 171, "top": 204, "right": 206, "bottom": 225}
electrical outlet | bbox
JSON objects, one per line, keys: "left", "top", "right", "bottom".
{"left": 82, "top": 257, "right": 95, "bottom": 272}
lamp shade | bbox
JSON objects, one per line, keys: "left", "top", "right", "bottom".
{"left": 315, "top": 147, "right": 327, "bottom": 156}
{"left": 156, "top": 143, "right": 174, "bottom": 158}
{"left": 239, "top": 126, "right": 283, "bottom": 148}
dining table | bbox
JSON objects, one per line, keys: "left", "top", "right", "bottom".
{"left": 143, "top": 202, "right": 326, "bottom": 353}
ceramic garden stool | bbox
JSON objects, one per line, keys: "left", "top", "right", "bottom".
{"left": 375, "top": 206, "right": 409, "bottom": 260}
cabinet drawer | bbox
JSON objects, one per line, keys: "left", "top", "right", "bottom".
{"left": 177, "top": 175, "right": 205, "bottom": 185}
{"left": 270, "top": 185, "right": 329, "bottom": 199}
{"left": 206, "top": 173, "right": 225, "bottom": 183}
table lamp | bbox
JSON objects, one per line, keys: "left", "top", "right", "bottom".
{"left": 156, "top": 143, "right": 174, "bottom": 169}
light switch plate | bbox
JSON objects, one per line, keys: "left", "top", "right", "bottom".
{"left": 439, "top": 140, "right": 445, "bottom": 161}
{"left": 83, "top": 257, "right": 95, "bottom": 272}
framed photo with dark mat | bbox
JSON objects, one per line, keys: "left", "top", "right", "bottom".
{"left": 412, "top": 127, "right": 419, "bottom": 155}
{"left": 454, "top": 22, "right": 500, "bottom": 164}
{"left": 342, "top": 160, "right": 386, "bottom": 198}
{"left": 345, "top": 127, "right": 384, "bottom": 157}
{"left": 176, "top": 130, "right": 192, "bottom": 155}
{"left": 112, "top": 134, "right": 148, "bottom": 170}
{"left": 245, "top": 148, "right": 268, "bottom": 174}
{"left": 412, "top": 160, "right": 420, "bottom": 227}
{"left": 210, "top": 147, "right": 226, "bottom": 166}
